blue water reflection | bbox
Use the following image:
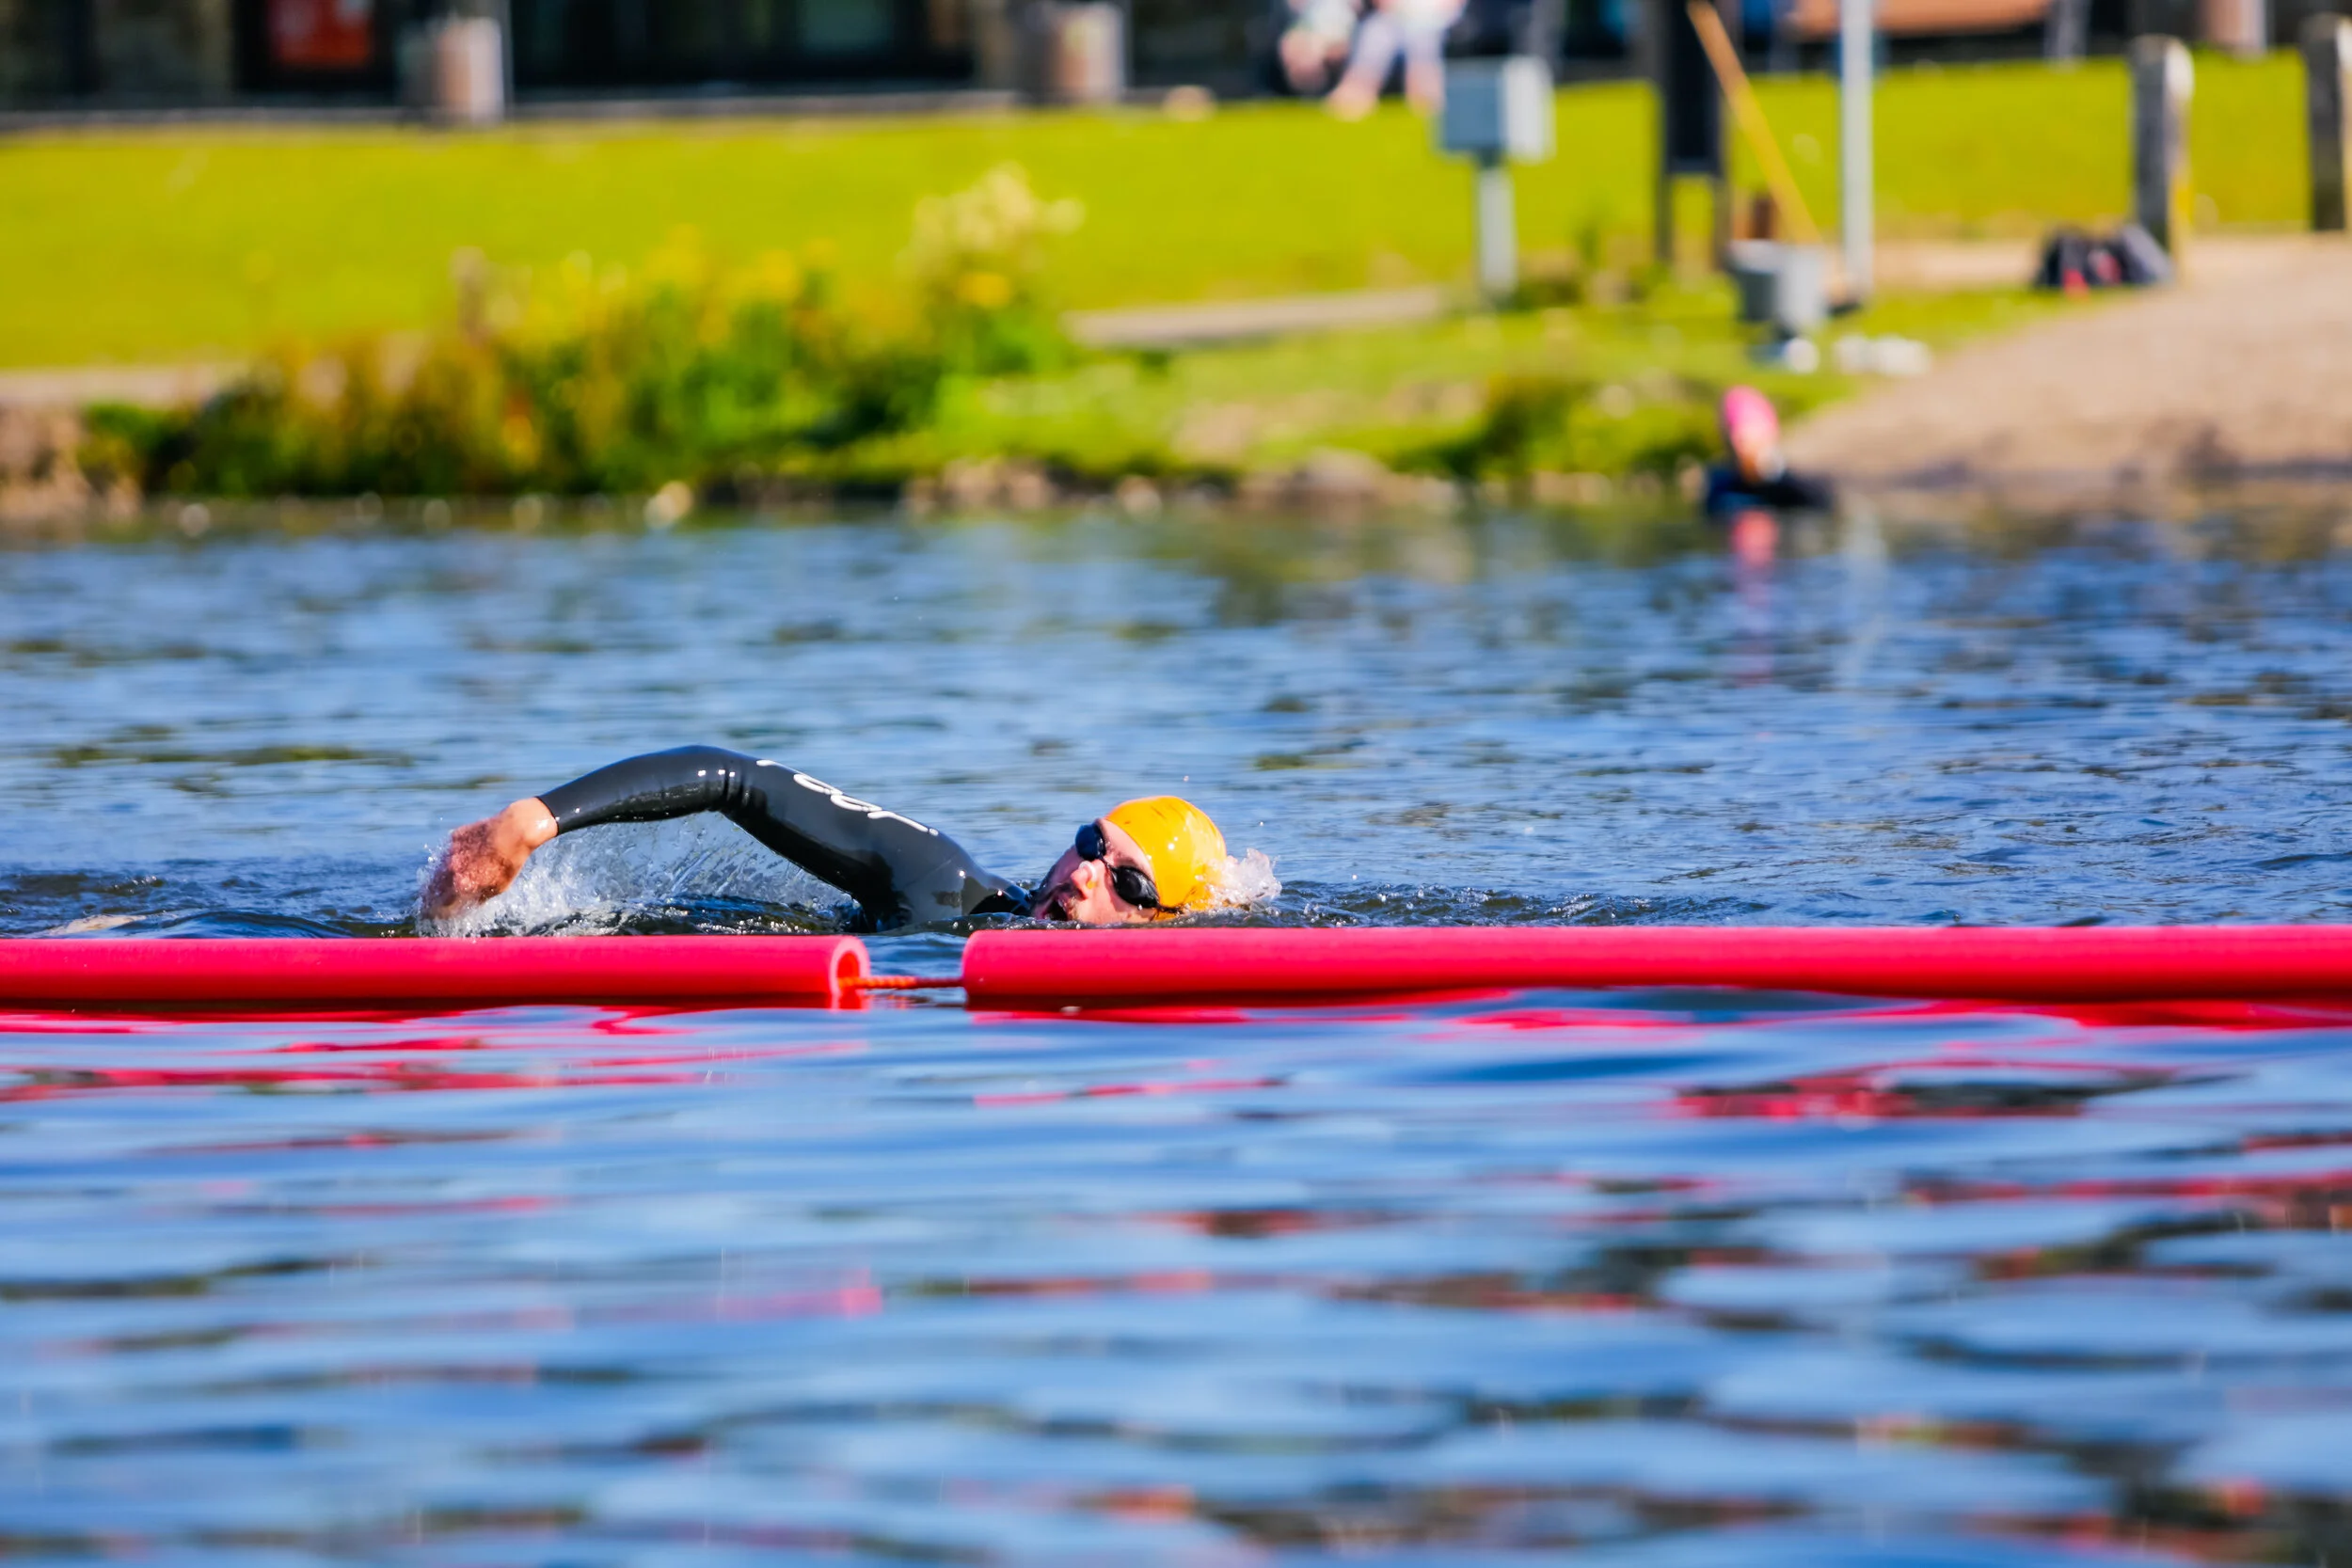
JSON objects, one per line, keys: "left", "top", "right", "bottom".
{"left": 7, "top": 506, "right": 2352, "bottom": 941}
{"left": 3, "top": 991, "right": 2351, "bottom": 1561}
{"left": 7, "top": 503, "right": 2352, "bottom": 1560}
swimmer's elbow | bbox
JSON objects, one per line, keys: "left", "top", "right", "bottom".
{"left": 503, "top": 798, "right": 561, "bottom": 849}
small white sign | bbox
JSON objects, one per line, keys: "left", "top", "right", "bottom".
{"left": 1438, "top": 55, "right": 1555, "bottom": 163}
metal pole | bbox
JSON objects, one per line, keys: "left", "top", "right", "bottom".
{"left": 2306, "top": 14, "right": 2351, "bottom": 232}
{"left": 1838, "top": 0, "right": 1873, "bottom": 303}
{"left": 1475, "top": 154, "right": 1518, "bottom": 298}
{"left": 2131, "top": 34, "right": 2193, "bottom": 259}
{"left": 1652, "top": 0, "right": 1677, "bottom": 268}
{"left": 498, "top": 0, "right": 515, "bottom": 110}
{"left": 2044, "top": 0, "right": 2089, "bottom": 59}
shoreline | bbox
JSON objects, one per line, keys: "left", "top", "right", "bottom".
{"left": 1788, "top": 235, "right": 2352, "bottom": 500}
{"left": 9, "top": 236, "right": 2345, "bottom": 527}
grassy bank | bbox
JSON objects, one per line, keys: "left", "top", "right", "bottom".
{"left": 0, "top": 52, "right": 2294, "bottom": 369}
{"left": 67, "top": 232, "right": 2065, "bottom": 509}
{"left": 882, "top": 280, "right": 2062, "bottom": 492}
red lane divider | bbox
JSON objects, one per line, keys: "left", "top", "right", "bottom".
{"left": 9, "top": 927, "right": 2352, "bottom": 1014}
{"left": 0, "top": 936, "right": 868, "bottom": 1009}
{"left": 957, "top": 926, "right": 2352, "bottom": 1006}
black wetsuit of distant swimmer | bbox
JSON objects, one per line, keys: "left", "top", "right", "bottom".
{"left": 539, "top": 746, "right": 1029, "bottom": 931}
{"left": 1702, "top": 464, "right": 1835, "bottom": 517}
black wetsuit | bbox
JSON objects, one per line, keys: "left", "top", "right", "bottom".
{"left": 539, "top": 746, "right": 1028, "bottom": 931}
{"left": 1702, "top": 464, "right": 1835, "bottom": 517}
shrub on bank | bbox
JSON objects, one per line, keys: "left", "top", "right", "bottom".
{"left": 128, "top": 168, "right": 1083, "bottom": 500}
{"left": 1406, "top": 372, "right": 1723, "bottom": 485}
{"left": 70, "top": 159, "right": 1868, "bottom": 513}
{"left": 905, "top": 163, "right": 1085, "bottom": 378}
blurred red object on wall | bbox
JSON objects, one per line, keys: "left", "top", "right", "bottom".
{"left": 269, "top": 0, "right": 377, "bottom": 70}
{"left": 1786, "top": 0, "right": 2045, "bottom": 38}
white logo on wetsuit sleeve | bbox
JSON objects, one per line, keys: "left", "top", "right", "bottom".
{"left": 768, "top": 764, "right": 939, "bottom": 836}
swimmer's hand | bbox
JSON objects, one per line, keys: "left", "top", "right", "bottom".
{"left": 423, "top": 798, "right": 558, "bottom": 919}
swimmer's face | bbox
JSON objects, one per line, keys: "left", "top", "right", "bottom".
{"left": 1725, "top": 412, "right": 1780, "bottom": 483}
{"left": 1031, "top": 816, "right": 1164, "bottom": 925}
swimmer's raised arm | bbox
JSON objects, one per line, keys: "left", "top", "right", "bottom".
{"left": 424, "top": 746, "right": 1021, "bottom": 929}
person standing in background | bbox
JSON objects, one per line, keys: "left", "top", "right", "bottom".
{"left": 1281, "top": 0, "right": 1363, "bottom": 92}
{"left": 1327, "top": 0, "right": 1465, "bottom": 117}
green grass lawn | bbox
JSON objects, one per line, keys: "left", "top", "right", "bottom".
{"left": 886, "top": 278, "right": 2070, "bottom": 483}
{"left": 0, "top": 50, "right": 2297, "bottom": 369}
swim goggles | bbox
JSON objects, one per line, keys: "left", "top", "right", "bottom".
{"left": 1072, "top": 819, "right": 1173, "bottom": 913}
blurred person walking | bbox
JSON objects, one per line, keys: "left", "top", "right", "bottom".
{"left": 1327, "top": 0, "right": 1465, "bottom": 117}
{"left": 1281, "top": 0, "right": 1363, "bottom": 92}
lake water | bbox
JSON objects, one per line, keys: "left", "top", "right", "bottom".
{"left": 6, "top": 501, "right": 2352, "bottom": 1563}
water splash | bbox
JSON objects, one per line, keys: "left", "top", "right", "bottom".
{"left": 415, "top": 816, "right": 844, "bottom": 936}
{"left": 1203, "top": 847, "right": 1283, "bottom": 912}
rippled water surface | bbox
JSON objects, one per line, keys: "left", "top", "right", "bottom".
{"left": 9, "top": 503, "right": 2352, "bottom": 1562}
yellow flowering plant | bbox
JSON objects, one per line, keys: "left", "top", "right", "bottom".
{"left": 130, "top": 167, "right": 1083, "bottom": 499}
{"left": 904, "top": 164, "right": 1084, "bottom": 375}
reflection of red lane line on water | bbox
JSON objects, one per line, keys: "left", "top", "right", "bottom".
{"left": 975, "top": 1075, "right": 1283, "bottom": 1107}
{"left": 258, "top": 1034, "right": 493, "bottom": 1055}
{"left": 972, "top": 1004, "right": 1435, "bottom": 1027}
{"left": 1677, "top": 1086, "right": 2069, "bottom": 1120}
{"left": 1335, "top": 1275, "right": 1648, "bottom": 1313}
{"left": 0, "top": 1060, "right": 720, "bottom": 1099}
{"left": 1674, "top": 1049, "right": 2187, "bottom": 1122}
{"left": 0, "top": 1007, "right": 561, "bottom": 1033}
{"left": 206, "top": 1194, "right": 558, "bottom": 1219}
{"left": 1847, "top": 995, "right": 2352, "bottom": 1033}
{"left": 1441, "top": 996, "right": 2352, "bottom": 1037}
{"left": 1141, "top": 1206, "right": 1396, "bottom": 1238}
{"left": 0, "top": 999, "right": 839, "bottom": 1038}
{"left": 396, "top": 1275, "right": 890, "bottom": 1334}
{"left": 2241, "top": 1129, "right": 2352, "bottom": 1152}
{"left": 1923, "top": 1168, "right": 2352, "bottom": 1204}
{"left": 0, "top": 1014, "right": 155, "bottom": 1037}
{"left": 988, "top": 992, "right": 2352, "bottom": 1043}
{"left": 0, "top": 1034, "right": 867, "bottom": 1098}
{"left": 250, "top": 1037, "right": 862, "bottom": 1069}
{"left": 162, "top": 1127, "right": 522, "bottom": 1155}
{"left": 1441, "top": 1006, "right": 1708, "bottom": 1033}
{"left": 48, "top": 1276, "right": 889, "bottom": 1361}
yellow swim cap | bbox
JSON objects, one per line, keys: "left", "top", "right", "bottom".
{"left": 1103, "top": 796, "right": 1227, "bottom": 912}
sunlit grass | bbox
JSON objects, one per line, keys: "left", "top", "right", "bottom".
{"left": 861, "top": 279, "right": 2076, "bottom": 481}
{"left": 0, "top": 51, "right": 2295, "bottom": 368}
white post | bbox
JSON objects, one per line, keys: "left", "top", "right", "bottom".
{"left": 1838, "top": 0, "right": 1873, "bottom": 302}
{"left": 1475, "top": 156, "right": 1518, "bottom": 298}
{"left": 431, "top": 17, "right": 507, "bottom": 126}
{"left": 1440, "top": 57, "right": 1550, "bottom": 302}
{"left": 2199, "top": 0, "right": 2265, "bottom": 56}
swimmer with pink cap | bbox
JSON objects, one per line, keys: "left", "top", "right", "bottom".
{"left": 1703, "top": 386, "right": 1835, "bottom": 517}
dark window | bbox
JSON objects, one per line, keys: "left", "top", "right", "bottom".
{"left": 511, "top": 0, "right": 966, "bottom": 88}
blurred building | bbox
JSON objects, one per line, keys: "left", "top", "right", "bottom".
{"left": 0, "top": 0, "right": 984, "bottom": 103}
{"left": 0, "top": 0, "right": 2296, "bottom": 111}
{"left": 4, "top": 0, "right": 242, "bottom": 103}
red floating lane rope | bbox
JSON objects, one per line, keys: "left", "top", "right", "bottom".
{"left": 960, "top": 926, "right": 2352, "bottom": 1006}
{"left": 0, "top": 935, "right": 869, "bottom": 1009}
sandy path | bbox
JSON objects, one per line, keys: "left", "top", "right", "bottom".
{"left": 0, "top": 363, "right": 230, "bottom": 410}
{"left": 1789, "top": 236, "right": 2352, "bottom": 491}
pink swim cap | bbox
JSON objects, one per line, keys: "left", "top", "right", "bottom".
{"left": 1720, "top": 385, "right": 1780, "bottom": 445}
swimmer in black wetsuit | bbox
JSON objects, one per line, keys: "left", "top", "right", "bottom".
{"left": 423, "top": 746, "right": 1232, "bottom": 932}
{"left": 1702, "top": 385, "right": 1835, "bottom": 517}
